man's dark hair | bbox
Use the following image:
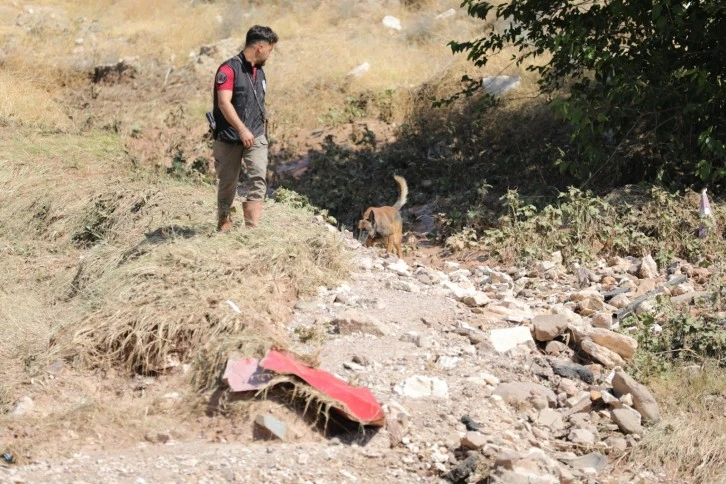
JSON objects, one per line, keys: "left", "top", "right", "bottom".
{"left": 245, "top": 25, "right": 278, "bottom": 47}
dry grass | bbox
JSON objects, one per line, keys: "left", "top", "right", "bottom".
{"left": 1, "top": 127, "right": 348, "bottom": 399}
{"left": 0, "top": 0, "right": 540, "bottom": 134}
{"left": 0, "top": 71, "right": 72, "bottom": 130}
{"left": 627, "top": 365, "right": 726, "bottom": 483}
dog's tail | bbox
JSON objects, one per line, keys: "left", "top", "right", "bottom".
{"left": 392, "top": 175, "right": 408, "bottom": 211}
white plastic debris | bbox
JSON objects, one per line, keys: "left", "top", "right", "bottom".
{"left": 346, "top": 62, "right": 370, "bottom": 78}
{"left": 382, "top": 15, "right": 402, "bottom": 31}
{"left": 225, "top": 300, "right": 241, "bottom": 314}
{"left": 481, "top": 76, "right": 520, "bottom": 96}
{"left": 698, "top": 188, "right": 713, "bottom": 238}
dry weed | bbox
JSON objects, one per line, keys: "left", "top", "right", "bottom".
{"left": 1, "top": 127, "right": 348, "bottom": 396}
{"left": 0, "top": 71, "right": 71, "bottom": 130}
{"left": 628, "top": 365, "right": 726, "bottom": 483}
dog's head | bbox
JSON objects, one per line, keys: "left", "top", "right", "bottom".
{"left": 357, "top": 208, "right": 375, "bottom": 243}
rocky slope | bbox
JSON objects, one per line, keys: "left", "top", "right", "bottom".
{"left": 3, "top": 226, "right": 715, "bottom": 483}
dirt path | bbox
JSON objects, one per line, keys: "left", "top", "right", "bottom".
{"left": 2, "top": 240, "right": 679, "bottom": 484}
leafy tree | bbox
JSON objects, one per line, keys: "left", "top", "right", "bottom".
{"left": 450, "top": 0, "right": 726, "bottom": 188}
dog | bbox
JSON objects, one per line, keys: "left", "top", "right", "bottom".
{"left": 357, "top": 175, "right": 408, "bottom": 258}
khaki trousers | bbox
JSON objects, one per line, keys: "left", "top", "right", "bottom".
{"left": 213, "top": 136, "right": 268, "bottom": 217}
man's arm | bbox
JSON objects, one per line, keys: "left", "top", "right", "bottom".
{"left": 217, "top": 90, "right": 255, "bottom": 148}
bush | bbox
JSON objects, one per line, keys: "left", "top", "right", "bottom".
{"left": 451, "top": 0, "right": 726, "bottom": 189}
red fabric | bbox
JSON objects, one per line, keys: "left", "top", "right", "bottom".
{"left": 260, "top": 350, "right": 385, "bottom": 426}
{"left": 215, "top": 65, "right": 235, "bottom": 91}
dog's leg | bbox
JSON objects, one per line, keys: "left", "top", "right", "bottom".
{"left": 385, "top": 236, "right": 394, "bottom": 254}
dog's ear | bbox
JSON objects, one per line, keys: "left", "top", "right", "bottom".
{"left": 363, "top": 207, "right": 374, "bottom": 222}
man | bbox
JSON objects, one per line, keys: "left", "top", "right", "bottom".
{"left": 211, "top": 25, "right": 278, "bottom": 231}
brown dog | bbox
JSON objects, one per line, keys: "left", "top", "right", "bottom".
{"left": 357, "top": 175, "right": 408, "bottom": 258}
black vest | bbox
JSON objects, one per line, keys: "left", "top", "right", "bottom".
{"left": 212, "top": 53, "right": 267, "bottom": 143}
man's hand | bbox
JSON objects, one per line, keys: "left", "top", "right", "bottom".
{"left": 239, "top": 127, "right": 255, "bottom": 148}
{"left": 218, "top": 90, "right": 255, "bottom": 147}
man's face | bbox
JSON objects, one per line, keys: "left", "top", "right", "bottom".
{"left": 255, "top": 42, "right": 275, "bottom": 66}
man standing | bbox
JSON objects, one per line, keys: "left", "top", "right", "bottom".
{"left": 212, "top": 25, "right": 278, "bottom": 231}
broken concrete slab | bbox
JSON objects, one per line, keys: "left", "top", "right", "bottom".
{"left": 254, "top": 414, "right": 287, "bottom": 441}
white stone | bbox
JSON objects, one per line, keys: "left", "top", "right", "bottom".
{"left": 385, "top": 279, "right": 420, "bottom": 293}
{"left": 461, "top": 291, "right": 491, "bottom": 307}
{"left": 487, "top": 305, "right": 534, "bottom": 323}
{"left": 449, "top": 269, "right": 472, "bottom": 282}
{"left": 10, "top": 396, "right": 34, "bottom": 417}
{"left": 443, "top": 261, "right": 461, "bottom": 272}
{"left": 386, "top": 260, "right": 410, "bottom": 276}
{"left": 489, "top": 326, "right": 534, "bottom": 353}
{"left": 441, "top": 280, "right": 477, "bottom": 299}
{"left": 394, "top": 376, "right": 449, "bottom": 399}
{"left": 436, "top": 356, "right": 460, "bottom": 370}
{"left": 638, "top": 255, "right": 658, "bottom": 279}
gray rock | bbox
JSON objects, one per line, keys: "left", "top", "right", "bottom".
{"left": 604, "top": 436, "right": 628, "bottom": 452}
{"left": 580, "top": 338, "right": 626, "bottom": 368}
{"left": 561, "top": 452, "right": 608, "bottom": 472}
{"left": 638, "top": 255, "right": 658, "bottom": 279}
{"left": 610, "top": 407, "right": 643, "bottom": 435}
{"left": 385, "top": 279, "right": 420, "bottom": 293}
{"left": 482, "top": 76, "right": 521, "bottom": 96}
{"left": 461, "top": 431, "right": 488, "bottom": 450}
{"left": 537, "top": 408, "right": 565, "bottom": 430}
{"left": 332, "top": 310, "right": 390, "bottom": 336}
{"left": 532, "top": 314, "right": 569, "bottom": 341}
{"left": 493, "top": 382, "right": 556, "bottom": 407}
{"left": 545, "top": 340, "right": 567, "bottom": 355}
{"left": 568, "top": 428, "right": 597, "bottom": 445}
{"left": 462, "top": 291, "right": 492, "bottom": 307}
{"left": 612, "top": 369, "right": 660, "bottom": 422}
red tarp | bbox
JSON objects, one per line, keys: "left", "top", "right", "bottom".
{"left": 223, "top": 350, "right": 384, "bottom": 427}
{"left": 252, "top": 350, "right": 385, "bottom": 427}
